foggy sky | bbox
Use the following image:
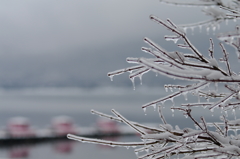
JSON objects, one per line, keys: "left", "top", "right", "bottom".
{"left": 0, "top": 0, "right": 237, "bottom": 88}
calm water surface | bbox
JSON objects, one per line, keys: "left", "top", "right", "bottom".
{"left": 0, "top": 87, "right": 163, "bottom": 159}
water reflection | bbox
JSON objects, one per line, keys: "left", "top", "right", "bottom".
{"left": 9, "top": 146, "right": 29, "bottom": 158}
{"left": 53, "top": 141, "right": 74, "bottom": 154}
{"left": 0, "top": 113, "right": 139, "bottom": 159}
{"left": 1, "top": 136, "right": 137, "bottom": 159}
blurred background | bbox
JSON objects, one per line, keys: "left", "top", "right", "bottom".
{"left": 0, "top": 0, "right": 238, "bottom": 158}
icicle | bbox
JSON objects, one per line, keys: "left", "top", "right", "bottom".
{"left": 156, "top": 73, "right": 158, "bottom": 77}
{"left": 142, "top": 138, "right": 146, "bottom": 145}
{"left": 109, "top": 75, "right": 114, "bottom": 81}
{"left": 164, "top": 86, "right": 168, "bottom": 92}
{"left": 182, "top": 92, "right": 188, "bottom": 101}
{"left": 152, "top": 104, "right": 156, "bottom": 111}
{"left": 126, "top": 146, "right": 130, "bottom": 149}
{"left": 169, "top": 87, "right": 173, "bottom": 92}
{"left": 175, "top": 125, "right": 180, "bottom": 130}
{"left": 135, "top": 151, "right": 139, "bottom": 156}
{"left": 230, "top": 37, "right": 234, "bottom": 44}
{"left": 145, "top": 148, "right": 149, "bottom": 153}
{"left": 143, "top": 107, "right": 146, "bottom": 113}
{"left": 207, "top": 97, "right": 210, "bottom": 102}
{"left": 161, "top": 101, "right": 165, "bottom": 108}
{"left": 171, "top": 107, "right": 175, "bottom": 117}
{"left": 139, "top": 74, "right": 143, "bottom": 85}
{"left": 206, "top": 27, "right": 210, "bottom": 35}
{"left": 183, "top": 27, "right": 187, "bottom": 33}
{"left": 170, "top": 98, "right": 175, "bottom": 106}
{"left": 210, "top": 108, "right": 214, "bottom": 112}
{"left": 225, "top": 19, "right": 228, "bottom": 25}
{"left": 207, "top": 83, "right": 210, "bottom": 90}
{"left": 212, "top": 25, "right": 216, "bottom": 35}
{"left": 130, "top": 77, "right": 136, "bottom": 90}
{"left": 224, "top": 110, "right": 228, "bottom": 117}
{"left": 199, "top": 25, "right": 202, "bottom": 33}
{"left": 234, "top": 130, "right": 237, "bottom": 136}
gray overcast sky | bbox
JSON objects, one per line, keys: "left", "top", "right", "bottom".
{"left": 0, "top": 0, "right": 236, "bottom": 88}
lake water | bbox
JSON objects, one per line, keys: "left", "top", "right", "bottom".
{"left": 0, "top": 87, "right": 234, "bottom": 159}
{"left": 0, "top": 87, "right": 163, "bottom": 159}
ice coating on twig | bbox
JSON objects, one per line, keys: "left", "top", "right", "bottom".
{"left": 68, "top": 1, "right": 240, "bottom": 158}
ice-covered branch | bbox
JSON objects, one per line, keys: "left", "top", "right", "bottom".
{"left": 67, "top": 134, "right": 158, "bottom": 147}
{"left": 111, "top": 109, "right": 147, "bottom": 135}
{"left": 159, "top": 0, "right": 221, "bottom": 6}
{"left": 142, "top": 82, "right": 208, "bottom": 109}
{"left": 91, "top": 109, "right": 165, "bottom": 133}
{"left": 68, "top": 1, "right": 240, "bottom": 158}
